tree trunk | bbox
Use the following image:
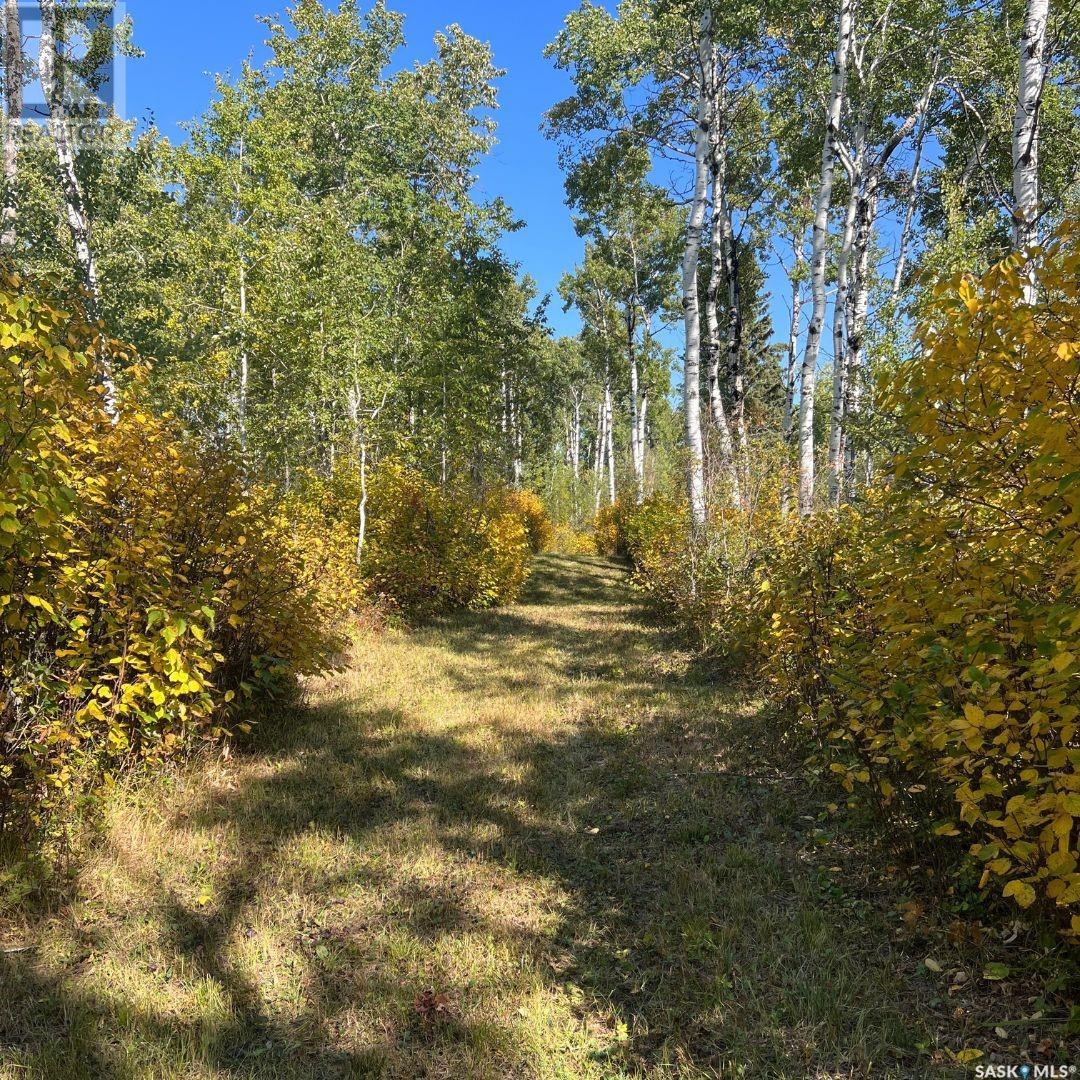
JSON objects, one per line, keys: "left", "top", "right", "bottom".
{"left": 1, "top": 0, "right": 21, "bottom": 251}
{"left": 570, "top": 390, "right": 582, "bottom": 480}
{"left": 797, "top": 0, "right": 852, "bottom": 517}
{"left": 843, "top": 189, "right": 877, "bottom": 496}
{"left": 238, "top": 251, "right": 249, "bottom": 454}
{"left": 356, "top": 441, "right": 368, "bottom": 565}
{"left": 637, "top": 387, "right": 648, "bottom": 496}
{"left": 890, "top": 92, "right": 932, "bottom": 300}
{"left": 705, "top": 124, "right": 742, "bottom": 507}
{"left": 604, "top": 376, "right": 615, "bottom": 505}
{"left": 780, "top": 236, "right": 805, "bottom": 518}
{"left": 593, "top": 395, "right": 606, "bottom": 514}
{"left": 681, "top": 6, "right": 713, "bottom": 529}
{"left": 827, "top": 184, "right": 858, "bottom": 506}
{"left": 628, "top": 318, "right": 645, "bottom": 503}
{"left": 38, "top": 0, "right": 115, "bottom": 411}
{"left": 1011, "top": 0, "right": 1048, "bottom": 275}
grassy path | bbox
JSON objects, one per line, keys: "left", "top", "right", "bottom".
{"left": 3, "top": 556, "right": 954, "bottom": 1078}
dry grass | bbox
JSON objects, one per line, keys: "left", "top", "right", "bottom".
{"left": 0, "top": 556, "right": 1054, "bottom": 1077}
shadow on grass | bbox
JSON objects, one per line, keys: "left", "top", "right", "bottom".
{"left": 1, "top": 555, "right": 935, "bottom": 1078}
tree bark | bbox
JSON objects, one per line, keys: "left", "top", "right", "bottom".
{"left": 890, "top": 85, "right": 932, "bottom": 300}
{"left": 628, "top": 315, "right": 645, "bottom": 503}
{"left": 798, "top": 0, "right": 852, "bottom": 517}
{"left": 827, "top": 183, "right": 859, "bottom": 506}
{"left": 780, "top": 236, "right": 805, "bottom": 518}
{"left": 681, "top": 6, "right": 713, "bottom": 529}
{"left": 39, "top": 0, "right": 115, "bottom": 409}
{"left": 843, "top": 188, "right": 876, "bottom": 497}
{"left": 704, "top": 118, "right": 743, "bottom": 508}
{"left": 1, "top": 0, "right": 21, "bottom": 251}
{"left": 593, "top": 395, "right": 606, "bottom": 514}
{"left": 1011, "top": 0, "right": 1048, "bottom": 268}
{"left": 570, "top": 389, "right": 582, "bottom": 481}
{"left": 604, "top": 376, "right": 615, "bottom": 505}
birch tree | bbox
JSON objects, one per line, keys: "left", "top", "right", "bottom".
{"left": 1011, "top": 0, "right": 1049, "bottom": 301}
{"left": 1, "top": 0, "right": 21, "bottom": 250}
{"left": 797, "top": 0, "right": 852, "bottom": 517}
{"left": 681, "top": 7, "right": 713, "bottom": 527}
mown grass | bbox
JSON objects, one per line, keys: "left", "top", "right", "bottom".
{"left": 0, "top": 555, "right": 1059, "bottom": 1077}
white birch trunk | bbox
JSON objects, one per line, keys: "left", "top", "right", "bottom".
{"left": 827, "top": 185, "right": 858, "bottom": 506}
{"left": 570, "top": 390, "right": 582, "bottom": 480}
{"left": 628, "top": 324, "right": 644, "bottom": 503}
{"left": 681, "top": 6, "right": 712, "bottom": 529}
{"left": 843, "top": 189, "right": 877, "bottom": 496}
{"left": 356, "top": 441, "right": 368, "bottom": 565}
{"left": 637, "top": 388, "right": 648, "bottom": 497}
{"left": 780, "top": 237, "right": 805, "bottom": 518}
{"left": 783, "top": 238, "right": 805, "bottom": 448}
{"left": 890, "top": 91, "right": 932, "bottom": 300}
{"left": 797, "top": 0, "right": 852, "bottom": 517}
{"left": 38, "top": 0, "right": 115, "bottom": 411}
{"left": 593, "top": 395, "right": 606, "bottom": 514}
{"left": 1011, "top": 0, "right": 1048, "bottom": 274}
{"left": 1, "top": 0, "right": 21, "bottom": 251}
{"left": 704, "top": 124, "right": 742, "bottom": 508}
{"left": 604, "top": 377, "right": 615, "bottom": 505}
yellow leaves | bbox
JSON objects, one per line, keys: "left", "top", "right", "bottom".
{"left": 951, "top": 1049, "right": 984, "bottom": 1065}
{"left": 962, "top": 703, "right": 984, "bottom": 724}
{"left": 723, "top": 227, "right": 1080, "bottom": 941}
{"left": 362, "top": 462, "right": 531, "bottom": 617}
{"left": 1, "top": 281, "right": 367, "bottom": 842}
{"left": 23, "top": 594, "right": 56, "bottom": 616}
{"left": 1002, "top": 880, "right": 1037, "bottom": 909}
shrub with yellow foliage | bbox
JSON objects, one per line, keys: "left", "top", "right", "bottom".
{"left": 0, "top": 280, "right": 362, "bottom": 844}
{"left": 621, "top": 459, "right": 796, "bottom": 665}
{"left": 550, "top": 523, "right": 596, "bottom": 556}
{"left": 501, "top": 489, "right": 555, "bottom": 554}
{"left": 618, "top": 227, "right": 1079, "bottom": 937}
{"left": 764, "top": 226, "right": 1080, "bottom": 936}
{"left": 361, "top": 463, "right": 531, "bottom": 618}
{"left": 593, "top": 497, "right": 634, "bottom": 557}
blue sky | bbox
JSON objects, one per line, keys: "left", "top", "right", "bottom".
{"left": 124, "top": 0, "right": 591, "bottom": 337}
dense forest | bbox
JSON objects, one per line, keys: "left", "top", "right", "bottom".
{"left": 1, "top": 0, "right": 1079, "bottom": 1076}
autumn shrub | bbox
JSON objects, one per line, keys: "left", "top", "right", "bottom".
{"left": 361, "top": 462, "right": 530, "bottom": 618}
{"left": 621, "top": 459, "right": 795, "bottom": 664}
{"left": 593, "top": 497, "right": 636, "bottom": 557}
{"left": 550, "top": 523, "right": 597, "bottom": 556}
{"left": 0, "top": 280, "right": 361, "bottom": 845}
{"left": 502, "top": 488, "right": 554, "bottom": 554}
{"left": 763, "top": 229, "right": 1080, "bottom": 936}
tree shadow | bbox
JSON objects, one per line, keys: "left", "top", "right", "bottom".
{"left": 0, "top": 554, "right": 939, "bottom": 1077}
